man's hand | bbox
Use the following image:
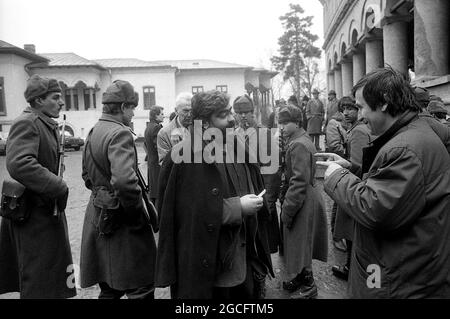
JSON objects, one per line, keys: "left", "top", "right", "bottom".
{"left": 315, "top": 153, "right": 351, "bottom": 169}
{"left": 240, "top": 194, "right": 263, "bottom": 216}
{"left": 315, "top": 153, "right": 350, "bottom": 179}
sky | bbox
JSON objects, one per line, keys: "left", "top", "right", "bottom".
{"left": 0, "top": 0, "right": 324, "bottom": 70}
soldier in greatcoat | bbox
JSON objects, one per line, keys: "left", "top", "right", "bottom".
{"left": 0, "top": 75, "right": 76, "bottom": 299}
{"left": 278, "top": 105, "right": 328, "bottom": 299}
{"left": 80, "top": 80, "right": 156, "bottom": 299}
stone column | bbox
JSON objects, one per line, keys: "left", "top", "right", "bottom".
{"left": 353, "top": 50, "right": 366, "bottom": 84}
{"left": 365, "top": 39, "right": 384, "bottom": 72}
{"left": 383, "top": 19, "right": 409, "bottom": 75}
{"left": 414, "top": 0, "right": 449, "bottom": 80}
{"left": 70, "top": 90, "right": 75, "bottom": 111}
{"left": 334, "top": 66, "right": 343, "bottom": 98}
{"left": 89, "top": 89, "right": 94, "bottom": 110}
{"left": 328, "top": 72, "right": 335, "bottom": 93}
{"left": 341, "top": 59, "right": 354, "bottom": 97}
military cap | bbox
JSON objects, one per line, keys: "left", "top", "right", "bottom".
{"left": 328, "top": 90, "right": 337, "bottom": 96}
{"left": 429, "top": 95, "right": 444, "bottom": 103}
{"left": 278, "top": 106, "right": 303, "bottom": 124}
{"left": 428, "top": 100, "right": 448, "bottom": 115}
{"left": 312, "top": 89, "right": 320, "bottom": 95}
{"left": 24, "top": 75, "right": 62, "bottom": 102}
{"left": 102, "top": 80, "right": 139, "bottom": 106}
{"left": 414, "top": 87, "right": 430, "bottom": 103}
{"left": 233, "top": 95, "right": 254, "bottom": 113}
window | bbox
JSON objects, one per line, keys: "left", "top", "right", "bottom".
{"left": 64, "top": 89, "right": 79, "bottom": 111}
{"left": 192, "top": 86, "right": 204, "bottom": 95}
{"left": 143, "top": 86, "right": 156, "bottom": 110}
{"left": 216, "top": 85, "right": 228, "bottom": 93}
{"left": 0, "top": 77, "right": 6, "bottom": 116}
{"left": 84, "top": 89, "right": 96, "bottom": 110}
{"left": 64, "top": 90, "right": 72, "bottom": 111}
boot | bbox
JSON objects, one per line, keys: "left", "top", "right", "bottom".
{"left": 282, "top": 271, "right": 305, "bottom": 293}
{"left": 290, "top": 270, "right": 318, "bottom": 299}
{"left": 331, "top": 265, "right": 349, "bottom": 281}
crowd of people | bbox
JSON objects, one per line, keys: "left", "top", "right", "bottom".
{"left": 0, "top": 66, "right": 449, "bottom": 299}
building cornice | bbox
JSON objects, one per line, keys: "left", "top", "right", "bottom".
{"left": 322, "top": 0, "right": 358, "bottom": 51}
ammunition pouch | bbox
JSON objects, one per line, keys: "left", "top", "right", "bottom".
{"left": 93, "top": 187, "right": 122, "bottom": 236}
{"left": 0, "top": 179, "right": 30, "bottom": 223}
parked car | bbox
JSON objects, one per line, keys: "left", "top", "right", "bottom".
{"left": 62, "top": 131, "right": 84, "bottom": 151}
{"left": 0, "top": 137, "right": 6, "bottom": 156}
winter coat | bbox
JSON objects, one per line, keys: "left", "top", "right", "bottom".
{"left": 80, "top": 114, "right": 156, "bottom": 291}
{"left": 280, "top": 129, "right": 328, "bottom": 274}
{"left": 324, "top": 111, "right": 450, "bottom": 298}
{"left": 306, "top": 99, "right": 325, "bottom": 135}
{"left": 0, "top": 107, "right": 75, "bottom": 299}
{"left": 144, "top": 121, "right": 162, "bottom": 199}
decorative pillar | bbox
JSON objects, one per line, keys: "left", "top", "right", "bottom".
{"left": 334, "top": 66, "right": 343, "bottom": 98}
{"left": 341, "top": 59, "right": 354, "bottom": 97}
{"left": 89, "top": 89, "right": 94, "bottom": 110}
{"left": 328, "top": 72, "right": 335, "bottom": 93}
{"left": 352, "top": 49, "right": 366, "bottom": 84}
{"left": 365, "top": 38, "right": 384, "bottom": 72}
{"left": 383, "top": 19, "right": 409, "bottom": 75}
{"left": 414, "top": 0, "right": 450, "bottom": 80}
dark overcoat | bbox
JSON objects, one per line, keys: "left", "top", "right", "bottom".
{"left": 0, "top": 107, "right": 76, "bottom": 299}
{"left": 306, "top": 99, "right": 325, "bottom": 135}
{"left": 144, "top": 121, "right": 162, "bottom": 199}
{"left": 325, "top": 112, "right": 450, "bottom": 298}
{"left": 280, "top": 130, "right": 328, "bottom": 275}
{"left": 80, "top": 114, "right": 156, "bottom": 291}
{"left": 155, "top": 137, "right": 275, "bottom": 299}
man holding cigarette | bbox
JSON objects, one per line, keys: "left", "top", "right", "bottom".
{"left": 155, "top": 90, "right": 274, "bottom": 299}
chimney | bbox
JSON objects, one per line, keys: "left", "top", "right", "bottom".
{"left": 24, "top": 44, "right": 36, "bottom": 54}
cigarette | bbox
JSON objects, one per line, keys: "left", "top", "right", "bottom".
{"left": 258, "top": 189, "right": 266, "bottom": 197}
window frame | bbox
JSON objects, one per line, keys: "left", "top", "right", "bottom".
{"left": 192, "top": 86, "right": 204, "bottom": 95}
{"left": 216, "top": 85, "right": 228, "bottom": 93}
{"left": 143, "top": 86, "right": 156, "bottom": 110}
{"left": 0, "top": 77, "right": 6, "bottom": 116}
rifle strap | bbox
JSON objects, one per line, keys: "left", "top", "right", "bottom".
{"left": 85, "top": 128, "right": 112, "bottom": 183}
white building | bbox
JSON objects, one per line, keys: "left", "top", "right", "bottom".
{"left": 0, "top": 41, "right": 277, "bottom": 139}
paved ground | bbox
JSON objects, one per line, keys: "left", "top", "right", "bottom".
{"left": 0, "top": 143, "right": 348, "bottom": 299}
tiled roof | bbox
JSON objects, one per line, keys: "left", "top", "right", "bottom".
{"left": 38, "top": 53, "right": 103, "bottom": 68}
{"left": 94, "top": 58, "right": 171, "bottom": 69}
{"left": 0, "top": 40, "right": 48, "bottom": 63}
{"left": 154, "top": 59, "right": 252, "bottom": 70}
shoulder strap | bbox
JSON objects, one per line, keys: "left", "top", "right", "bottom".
{"left": 84, "top": 128, "right": 112, "bottom": 182}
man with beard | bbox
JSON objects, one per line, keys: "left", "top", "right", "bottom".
{"left": 144, "top": 106, "right": 164, "bottom": 204}
{"left": 155, "top": 90, "right": 274, "bottom": 299}
{"left": 317, "top": 67, "right": 450, "bottom": 298}
{"left": 80, "top": 80, "right": 156, "bottom": 299}
{"left": 0, "top": 75, "right": 75, "bottom": 299}
{"left": 157, "top": 92, "right": 192, "bottom": 165}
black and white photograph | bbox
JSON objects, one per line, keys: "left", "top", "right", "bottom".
{"left": 0, "top": 0, "right": 449, "bottom": 308}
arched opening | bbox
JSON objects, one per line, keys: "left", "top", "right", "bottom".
{"left": 351, "top": 29, "right": 359, "bottom": 46}
{"left": 341, "top": 43, "right": 347, "bottom": 59}
{"left": 63, "top": 80, "right": 97, "bottom": 111}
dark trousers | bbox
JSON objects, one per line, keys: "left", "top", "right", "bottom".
{"left": 98, "top": 282, "right": 155, "bottom": 299}
{"left": 331, "top": 202, "right": 337, "bottom": 241}
{"left": 212, "top": 262, "right": 265, "bottom": 299}
{"left": 263, "top": 172, "right": 282, "bottom": 254}
{"left": 311, "top": 134, "right": 321, "bottom": 151}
